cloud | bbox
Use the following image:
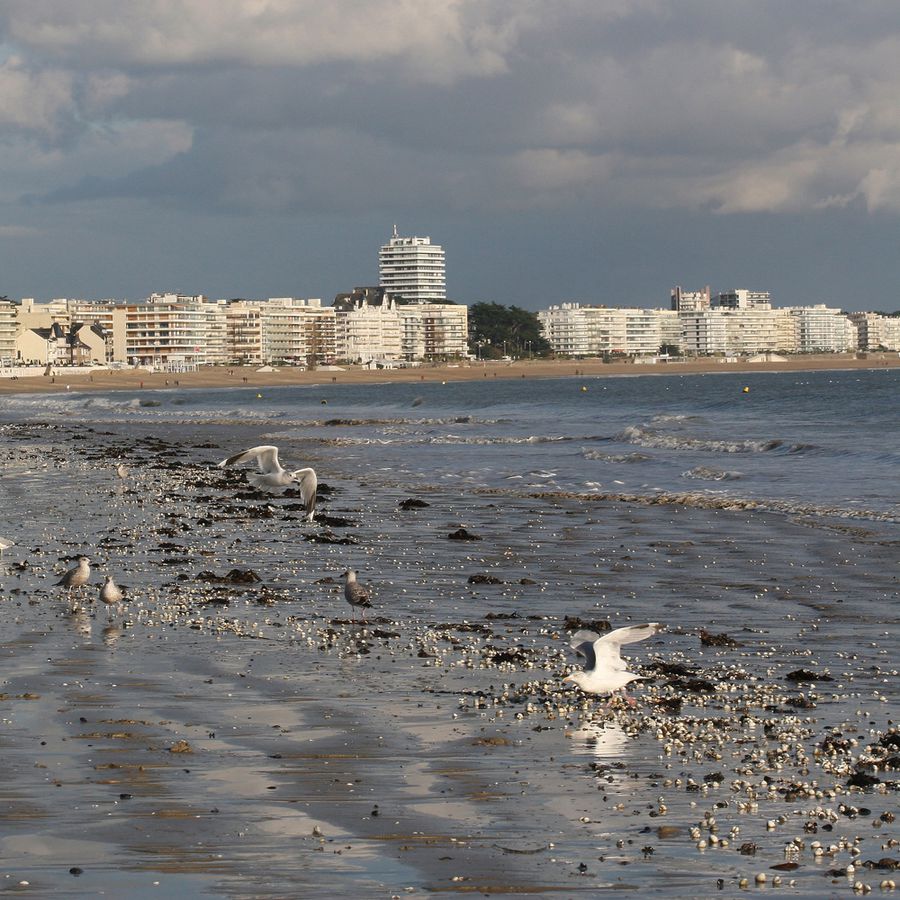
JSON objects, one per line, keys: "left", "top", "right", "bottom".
{"left": 5, "top": 0, "right": 900, "bottom": 219}
{"left": 0, "top": 223, "right": 40, "bottom": 237}
{"left": 0, "top": 55, "right": 73, "bottom": 135}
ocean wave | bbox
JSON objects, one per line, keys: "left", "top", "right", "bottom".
{"left": 681, "top": 466, "right": 743, "bottom": 481}
{"left": 618, "top": 424, "right": 782, "bottom": 454}
{"left": 473, "top": 485, "right": 897, "bottom": 524}
{"left": 582, "top": 449, "right": 652, "bottom": 463}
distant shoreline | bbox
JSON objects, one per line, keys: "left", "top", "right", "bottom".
{"left": 0, "top": 353, "right": 898, "bottom": 395}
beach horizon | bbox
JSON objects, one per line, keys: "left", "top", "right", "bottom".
{"left": 1, "top": 351, "right": 898, "bottom": 395}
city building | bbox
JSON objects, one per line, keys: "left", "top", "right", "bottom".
{"left": 397, "top": 302, "right": 469, "bottom": 361}
{"left": 848, "top": 312, "right": 900, "bottom": 351}
{"left": 786, "top": 305, "right": 857, "bottom": 353}
{"left": 333, "top": 287, "right": 402, "bottom": 364}
{"left": 15, "top": 322, "right": 107, "bottom": 366}
{"left": 538, "top": 304, "right": 677, "bottom": 356}
{"left": 670, "top": 286, "right": 711, "bottom": 312}
{"left": 0, "top": 297, "right": 17, "bottom": 365}
{"left": 123, "top": 293, "right": 227, "bottom": 367}
{"left": 260, "top": 298, "right": 336, "bottom": 366}
{"left": 716, "top": 289, "right": 772, "bottom": 310}
{"left": 378, "top": 226, "right": 446, "bottom": 303}
{"left": 679, "top": 310, "right": 728, "bottom": 355}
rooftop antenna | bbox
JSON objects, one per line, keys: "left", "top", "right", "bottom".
{"left": 392, "top": 223, "right": 398, "bottom": 238}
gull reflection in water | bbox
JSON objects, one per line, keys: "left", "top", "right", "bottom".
{"left": 102, "top": 622, "right": 123, "bottom": 646}
{"left": 567, "top": 721, "right": 630, "bottom": 758}
{"left": 67, "top": 606, "right": 93, "bottom": 640}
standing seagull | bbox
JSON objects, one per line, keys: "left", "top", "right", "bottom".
{"left": 98, "top": 575, "right": 125, "bottom": 617}
{"left": 0, "top": 537, "right": 14, "bottom": 558}
{"left": 340, "top": 569, "right": 372, "bottom": 622}
{"left": 57, "top": 557, "right": 92, "bottom": 599}
{"left": 564, "top": 623, "right": 664, "bottom": 702}
{"left": 217, "top": 445, "right": 316, "bottom": 522}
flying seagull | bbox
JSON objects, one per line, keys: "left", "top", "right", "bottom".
{"left": 340, "top": 569, "right": 372, "bottom": 622}
{"left": 217, "top": 444, "right": 316, "bottom": 521}
{"left": 57, "top": 556, "right": 91, "bottom": 590}
{"left": 564, "top": 623, "right": 664, "bottom": 701}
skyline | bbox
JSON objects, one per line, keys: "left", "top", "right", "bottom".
{"left": 2, "top": 3, "right": 900, "bottom": 312}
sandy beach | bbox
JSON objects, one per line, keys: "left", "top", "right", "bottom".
{"left": 1, "top": 392, "right": 898, "bottom": 896}
{"left": 1, "top": 352, "right": 898, "bottom": 395}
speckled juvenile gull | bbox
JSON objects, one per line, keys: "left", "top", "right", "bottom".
{"left": 217, "top": 444, "right": 316, "bottom": 521}
{"left": 57, "top": 556, "right": 91, "bottom": 589}
{"left": 564, "top": 623, "right": 664, "bottom": 698}
{"left": 99, "top": 574, "right": 125, "bottom": 614}
{"left": 341, "top": 569, "right": 372, "bottom": 621}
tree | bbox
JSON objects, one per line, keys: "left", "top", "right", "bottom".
{"left": 467, "top": 302, "right": 551, "bottom": 358}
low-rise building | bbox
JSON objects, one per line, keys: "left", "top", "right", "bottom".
{"left": 15, "top": 322, "right": 107, "bottom": 366}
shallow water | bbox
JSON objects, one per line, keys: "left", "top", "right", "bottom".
{"left": 0, "top": 374, "right": 897, "bottom": 896}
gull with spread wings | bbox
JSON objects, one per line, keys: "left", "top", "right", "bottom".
{"left": 564, "top": 623, "right": 664, "bottom": 703}
{"left": 218, "top": 444, "right": 317, "bottom": 522}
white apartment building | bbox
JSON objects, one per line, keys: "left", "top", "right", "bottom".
{"left": 716, "top": 289, "right": 772, "bottom": 310}
{"left": 539, "top": 304, "right": 677, "bottom": 356}
{"left": 260, "top": 298, "right": 336, "bottom": 366}
{"left": 848, "top": 312, "right": 900, "bottom": 351}
{"left": 0, "top": 298, "right": 17, "bottom": 364}
{"left": 378, "top": 227, "right": 446, "bottom": 303}
{"left": 680, "top": 310, "right": 729, "bottom": 355}
{"left": 786, "top": 305, "right": 857, "bottom": 353}
{"left": 723, "top": 308, "right": 793, "bottom": 355}
{"left": 671, "top": 286, "right": 711, "bottom": 312}
{"left": 333, "top": 287, "right": 403, "bottom": 363}
{"left": 225, "top": 301, "right": 264, "bottom": 365}
{"left": 125, "top": 294, "right": 227, "bottom": 367}
{"left": 397, "top": 303, "right": 468, "bottom": 361}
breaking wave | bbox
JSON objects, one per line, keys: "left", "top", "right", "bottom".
{"left": 618, "top": 424, "right": 782, "bottom": 454}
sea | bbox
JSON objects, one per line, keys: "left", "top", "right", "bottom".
{"left": 2, "top": 366, "right": 898, "bottom": 522}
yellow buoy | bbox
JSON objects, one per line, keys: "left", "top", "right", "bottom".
{"left": 742, "top": 386, "right": 750, "bottom": 393}
{"left": 581, "top": 385, "right": 588, "bottom": 392}
{"left": 256, "top": 393, "right": 263, "bottom": 398}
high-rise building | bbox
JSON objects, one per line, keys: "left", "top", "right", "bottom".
{"left": 378, "top": 226, "right": 446, "bottom": 303}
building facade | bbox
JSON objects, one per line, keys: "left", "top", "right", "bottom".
{"left": 378, "top": 227, "right": 446, "bottom": 303}
{"left": 398, "top": 303, "right": 469, "bottom": 361}
{"left": 0, "top": 298, "right": 17, "bottom": 364}
{"left": 848, "top": 312, "right": 900, "bottom": 351}
{"left": 333, "top": 287, "right": 403, "bottom": 363}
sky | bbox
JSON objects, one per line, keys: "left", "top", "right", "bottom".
{"left": 1, "top": 1, "right": 900, "bottom": 312}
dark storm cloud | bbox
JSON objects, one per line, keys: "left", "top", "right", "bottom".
{"left": 2, "top": 2, "right": 900, "bottom": 307}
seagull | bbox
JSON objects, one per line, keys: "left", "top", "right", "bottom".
{"left": 564, "top": 623, "right": 664, "bottom": 702}
{"left": 115, "top": 463, "right": 129, "bottom": 479}
{"left": 57, "top": 556, "right": 91, "bottom": 590}
{"left": 98, "top": 575, "right": 125, "bottom": 615}
{"left": 340, "top": 569, "right": 372, "bottom": 622}
{"left": 217, "top": 445, "right": 316, "bottom": 521}
{"left": 0, "top": 537, "right": 14, "bottom": 557}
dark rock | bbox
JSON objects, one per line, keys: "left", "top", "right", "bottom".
{"left": 399, "top": 498, "right": 430, "bottom": 509}
{"left": 563, "top": 616, "right": 611, "bottom": 633}
{"left": 448, "top": 527, "right": 481, "bottom": 541}
{"left": 699, "top": 629, "right": 740, "bottom": 647}
{"left": 468, "top": 574, "right": 504, "bottom": 584}
{"left": 847, "top": 771, "right": 881, "bottom": 788}
{"left": 785, "top": 668, "right": 834, "bottom": 682}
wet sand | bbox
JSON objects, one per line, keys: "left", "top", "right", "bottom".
{"left": 1, "top": 352, "right": 899, "bottom": 395}
{"left": 0, "top": 419, "right": 897, "bottom": 896}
